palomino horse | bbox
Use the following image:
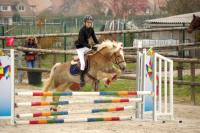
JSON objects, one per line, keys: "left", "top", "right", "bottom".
{"left": 42, "top": 40, "right": 126, "bottom": 111}
{"left": 187, "top": 14, "right": 200, "bottom": 33}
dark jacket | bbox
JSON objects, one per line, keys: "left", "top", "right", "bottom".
{"left": 24, "top": 43, "right": 37, "bottom": 55}
{"left": 75, "top": 26, "right": 99, "bottom": 49}
{"left": 23, "top": 42, "right": 38, "bottom": 61}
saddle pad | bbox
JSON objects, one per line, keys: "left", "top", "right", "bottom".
{"left": 70, "top": 64, "right": 80, "bottom": 75}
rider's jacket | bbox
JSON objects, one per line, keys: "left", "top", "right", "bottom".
{"left": 75, "top": 26, "right": 99, "bottom": 49}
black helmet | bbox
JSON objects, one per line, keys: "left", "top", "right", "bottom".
{"left": 83, "top": 15, "right": 93, "bottom": 22}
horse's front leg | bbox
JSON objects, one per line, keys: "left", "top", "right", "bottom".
{"left": 97, "top": 71, "right": 116, "bottom": 86}
{"left": 100, "top": 66, "right": 122, "bottom": 86}
{"left": 112, "top": 66, "right": 122, "bottom": 80}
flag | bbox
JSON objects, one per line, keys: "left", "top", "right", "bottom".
{"left": 5, "top": 37, "right": 14, "bottom": 47}
{"left": 0, "top": 61, "right": 4, "bottom": 80}
{"left": 147, "top": 47, "right": 154, "bottom": 56}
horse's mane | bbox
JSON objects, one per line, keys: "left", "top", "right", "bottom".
{"left": 97, "top": 40, "right": 117, "bottom": 52}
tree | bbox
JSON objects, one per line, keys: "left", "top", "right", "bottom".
{"left": 104, "top": 0, "right": 149, "bottom": 18}
{"left": 89, "top": 0, "right": 105, "bottom": 15}
{"left": 166, "top": 0, "right": 200, "bottom": 15}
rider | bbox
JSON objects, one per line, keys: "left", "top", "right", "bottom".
{"left": 75, "top": 15, "right": 99, "bottom": 87}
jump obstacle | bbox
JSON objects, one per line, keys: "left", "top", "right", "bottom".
{"left": 15, "top": 98, "right": 142, "bottom": 107}
{"left": 0, "top": 49, "right": 173, "bottom": 125}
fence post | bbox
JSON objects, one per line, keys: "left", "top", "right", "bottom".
{"left": 123, "top": 22, "right": 126, "bottom": 47}
{"left": 1, "top": 26, "right": 5, "bottom": 48}
{"left": 177, "top": 47, "right": 183, "bottom": 80}
{"left": 191, "top": 63, "right": 196, "bottom": 105}
{"left": 177, "top": 24, "right": 185, "bottom": 80}
{"left": 64, "top": 23, "right": 67, "bottom": 61}
{"left": 17, "top": 51, "right": 23, "bottom": 83}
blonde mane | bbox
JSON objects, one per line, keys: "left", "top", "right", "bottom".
{"left": 93, "top": 40, "right": 124, "bottom": 60}
{"left": 97, "top": 40, "right": 119, "bottom": 52}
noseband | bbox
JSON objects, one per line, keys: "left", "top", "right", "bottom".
{"left": 96, "top": 49, "right": 125, "bottom": 68}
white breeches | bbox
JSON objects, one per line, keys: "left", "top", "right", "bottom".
{"left": 76, "top": 47, "right": 90, "bottom": 70}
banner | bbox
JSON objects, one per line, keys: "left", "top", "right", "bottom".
{"left": 0, "top": 55, "right": 12, "bottom": 118}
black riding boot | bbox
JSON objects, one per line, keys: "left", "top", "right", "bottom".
{"left": 80, "top": 70, "right": 85, "bottom": 87}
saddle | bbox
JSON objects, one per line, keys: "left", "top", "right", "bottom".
{"left": 70, "top": 49, "right": 95, "bottom": 75}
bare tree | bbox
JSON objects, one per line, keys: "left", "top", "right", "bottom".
{"left": 103, "top": 0, "right": 149, "bottom": 18}
{"left": 166, "top": 0, "right": 200, "bottom": 15}
{"left": 89, "top": 0, "right": 105, "bottom": 15}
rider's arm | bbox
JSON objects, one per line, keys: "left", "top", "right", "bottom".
{"left": 91, "top": 28, "right": 99, "bottom": 44}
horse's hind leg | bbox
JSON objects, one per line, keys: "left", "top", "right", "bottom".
{"left": 50, "top": 96, "right": 60, "bottom": 112}
{"left": 92, "top": 80, "right": 99, "bottom": 92}
{"left": 50, "top": 83, "right": 70, "bottom": 112}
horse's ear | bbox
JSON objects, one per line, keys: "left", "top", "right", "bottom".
{"left": 193, "top": 14, "right": 196, "bottom": 18}
{"left": 112, "top": 41, "right": 117, "bottom": 48}
{"left": 118, "top": 42, "right": 123, "bottom": 48}
{"left": 113, "top": 44, "right": 116, "bottom": 48}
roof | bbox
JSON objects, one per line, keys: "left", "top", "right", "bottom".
{"left": 0, "top": 0, "right": 35, "bottom": 17}
{"left": 145, "top": 12, "right": 200, "bottom": 24}
{"left": 0, "top": 0, "right": 16, "bottom": 5}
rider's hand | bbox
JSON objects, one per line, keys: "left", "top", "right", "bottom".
{"left": 92, "top": 46, "right": 98, "bottom": 51}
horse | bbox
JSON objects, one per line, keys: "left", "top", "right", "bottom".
{"left": 42, "top": 40, "right": 126, "bottom": 111}
{"left": 187, "top": 14, "right": 200, "bottom": 33}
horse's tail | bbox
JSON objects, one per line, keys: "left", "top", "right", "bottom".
{"left": 41, "top": 63, "right": 61, "bottom": 101}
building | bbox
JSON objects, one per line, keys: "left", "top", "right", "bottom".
{"left": 0, "top": 0, "right": 35, "bottom": 25}
{"left": 138, "top": 12, "right": 200, "bottom": 57}
{"left": 144, "top": 12, "right": 200, "bottom": 42}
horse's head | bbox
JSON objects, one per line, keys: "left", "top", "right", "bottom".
{"left": 97, "top": 40, "right": 126, "bottom": 71}
{"left": 187, "top": 14, "right": 200, "bottom": 33}
{"left": 111, "top": 42, "right": 126, "bottom": 71}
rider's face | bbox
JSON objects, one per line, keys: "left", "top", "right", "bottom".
{"left": 85, "top": 20, "right": 93, "bottom": 28}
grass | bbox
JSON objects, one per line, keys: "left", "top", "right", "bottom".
{"left": 83, "top": 80, "right": 136, "bottom": 92}
{"left": 173, "top": 74, "right": 200, "bottom": 105}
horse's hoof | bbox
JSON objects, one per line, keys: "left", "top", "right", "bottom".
{"left": 50, "top": 107, "right": 57, "bottom": 112}
{"left": 104, "top": 79, "right": 111, "bottom": 85}
{"left": 112, "top": 74, "right": 117, "bottom": 80}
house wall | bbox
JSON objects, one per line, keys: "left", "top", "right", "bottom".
{"left": 0, "top": 17, "right": 13, "bottom": 25}
{"left": 151, "top": 31, "right": 195, "bottom": 42}
{"left": 151, "top": 30, "right": 198, "bottom": 57}
{"left": 8, "top": 17, "right": 13, "bottom": 25}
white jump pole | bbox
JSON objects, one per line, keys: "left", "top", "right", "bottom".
{"left": 11, "top": 49, "right": 15, "bottom": 125}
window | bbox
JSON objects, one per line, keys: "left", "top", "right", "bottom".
{"left": 2, "top": 6, "right": 8, "bottom": 11}
{"left": 18, "top": 5, "right": 25, "bottom": 11}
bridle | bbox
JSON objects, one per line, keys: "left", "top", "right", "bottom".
{"left": 95, "top": 47, "right": 125, "bottom": 69}
{"left": 111, "top": 52, "right": 126, "bottom": 67}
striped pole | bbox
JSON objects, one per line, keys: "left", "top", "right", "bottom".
{"left": 15, "top": 91, "right": 151, "bottom": 97}
{"left": 16, "top": 106, "right": 135, "bottom": 118}
{"left": 15, "top": 98, "right": 142, "bottom": 107}
{"left": 14, "top": 116, "right": 132, "bottom": 124}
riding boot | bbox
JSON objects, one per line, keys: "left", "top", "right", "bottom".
{"left": 80, "top": 70, "right": 85, "bottom": 87}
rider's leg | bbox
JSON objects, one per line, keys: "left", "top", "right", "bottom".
{"left": 76, "top": 47, "right": 89, "bottom": 87}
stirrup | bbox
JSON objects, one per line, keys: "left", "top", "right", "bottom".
{"left": 80, "top": 80, "right": 85, "bottom": 87}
